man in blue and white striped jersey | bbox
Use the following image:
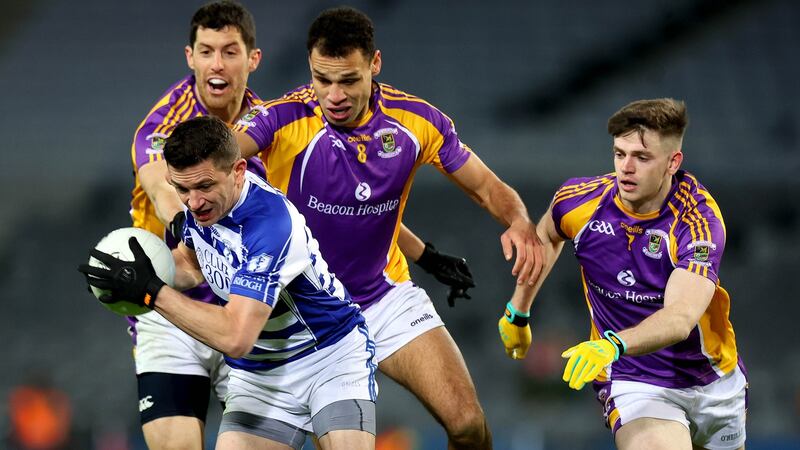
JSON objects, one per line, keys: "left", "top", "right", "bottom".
{"left": 80, "top": 115, "right": 377, "bottom": 450}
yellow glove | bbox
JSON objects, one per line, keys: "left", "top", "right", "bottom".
{"left": 498, "top": 302, "right": 531, "bottom": 359}
{"left": 561, "top": 330, "right": 626, "bottom": 390}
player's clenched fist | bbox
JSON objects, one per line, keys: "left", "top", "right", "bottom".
{"left": 498, "top": 302, "right": 531, "bottom": 359}
{"left": 561, "top": 331, "right": 626, "bottom": 390}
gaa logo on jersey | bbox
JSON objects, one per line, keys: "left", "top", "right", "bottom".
{"left": 643, "top": 229, "right": 668, "bottom": 259}
{"left": 588, "top": 220, "right": 615, "bottom": 236}
{"left": 145, "top": 132, "right": 168, "bottom": 155}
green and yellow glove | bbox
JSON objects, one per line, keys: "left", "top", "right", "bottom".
{"left": 561, "top": 330, "right": 626, "bottom": 390}
{"left": 498, "top": 302, "right": 531, "bottom": 360}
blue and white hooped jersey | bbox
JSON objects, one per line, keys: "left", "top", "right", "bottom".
{"left": 182, "top": 171, "right": 364, "bottom": 372}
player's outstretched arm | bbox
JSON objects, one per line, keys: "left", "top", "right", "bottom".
{"left": 560, "top": 269, "right": 715, "bottom": 390}
{"left": 498, "top": 206, "right": 565, "bottom": 359}
{"left": 397, "top": 223, "right": 426, "bottom": 261}
{"left": 138, "top": 160, "right": 185, "bottom": 229}
{"left": 447, "top": 154, "right": 544, "bottom": 286}
{"left": 234, "top": 130, "right": 261, "bottom": 159}
{"left": 398, "top": 224, "right": 475, "bottom": 307}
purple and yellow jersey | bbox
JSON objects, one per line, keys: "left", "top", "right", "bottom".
{"left": 130, "top": 74, "right": 264, "bottom": 238}
{"left": 127, "top": 74, "right": 264, "bottom": 338}
{"left": 233, "top": 83, "right": 472, "bottom": 308}
{"left": 551, "top": 170, "right": 740, "bottom": 389}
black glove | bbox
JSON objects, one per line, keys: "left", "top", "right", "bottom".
{"left": 167, "top": 211, "right": 186, "bottom": 242}
{"left": 77, "top": 237, "right": 166, "bottom": 308}
{"left": 415, "top": 242, "right": 475, "bottom": 307}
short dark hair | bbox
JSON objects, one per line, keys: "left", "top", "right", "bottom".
{"left": 164, "top": 116, "right": 240, "bottom": 171}
{"left": 607, "top": 98, "right": 689, "bottom": 140}
{"left": 307, "top": 6, "right": 375, "bottom": 58}
{"left": 190, "top": 0, "right": 256, "bottom": 51}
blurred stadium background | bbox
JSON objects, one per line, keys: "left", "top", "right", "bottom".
{"left": 1, "top": 0, "right": 798, "bottom": 449}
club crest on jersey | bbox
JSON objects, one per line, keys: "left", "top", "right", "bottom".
{"left": 237, "top": 105, "right": 268, "bottom": 127}
{"left": 694, "top": 246, "right": 708, "bottom": 261}
{"left": 145, "top": 132, "right": 168, "bottom": 155}
{"left": 374, "top": 127, "right": 401, "bottom": 158}
{"left": 247, "top": 253, "right": 273, "bottom": 273}
{"left": 687, "top": 240, "right": 716, "bottom": 265}
{"left": 643, "top": 229, "right": 667, "bottom": 259}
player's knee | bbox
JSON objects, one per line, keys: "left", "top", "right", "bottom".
{"left": 144, "top": 433, "right": 201, "bottom": 450}
{"left": 145, "top": 434, "right": 201, "bottom": 450}
{"left": 444, "top": 405, "right": 491, "bottom": 448}
{"left": 143, "top": 418, "right": 203, "bottom": 450}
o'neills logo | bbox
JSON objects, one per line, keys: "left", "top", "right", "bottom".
{"left": 410, "top": 313, "right": 434, "bottom": 327}
{"left": 620, "top": 222, "right": 644, "bottom": 235}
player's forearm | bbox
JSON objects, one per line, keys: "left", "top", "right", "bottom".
{"left": 616, "top": 310, "right": 694, "bottom": 356}
{"left": 617, "top": 269, "right": 714, "bottom": 356}
{"left": 509, "top": 238, "right": 563, "bottom": 313}
{"left": 172, "top": 267, "right": 204, "bottom": 291}
{"left": 451, "top": 156, "right": 531, "bottom": 228}
{"left": 235, "top": 131, "right": 260, "bottom": 159}
{"left": 478, "top": 179, "right": 531, "bottom": 228}
{"left": 397, "top": 223, "right": 425, "bottom": 261}
{"left": 153, "top": 288, "right": 253, "bottom": 358}
{"left": 148, "top": 184, "right": 184, "bottom": 227}
{"left": 171, "top": 246, "right": 204, "bottom": 291}
{"left": 139, "top": 160, "right": 184, "bottom": 226}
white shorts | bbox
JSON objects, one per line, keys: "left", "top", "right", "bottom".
{"left": 223, "top": 323, "right": 378, "bottom": 432}
{"left": 134, "top": 310, "right": 229, "bottom": 402}
{"left": 602, "top": 366, "right": 747, "bottom": 449}
{"left": 362, "top": 281, "right": 445, "bottom": 363}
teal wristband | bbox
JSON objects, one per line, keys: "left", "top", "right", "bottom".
{"left": 603, "top": 330, "right": 627, "bottom": 361}
{"left": 504, "top": 301, "right": 529, "bottom": 326}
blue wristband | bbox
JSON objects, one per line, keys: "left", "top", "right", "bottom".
{"left": 603, "top": 330, "right": 627, "bottom": 361}
{"left": 504, "top": 301, "right": 529, "bottom": 326}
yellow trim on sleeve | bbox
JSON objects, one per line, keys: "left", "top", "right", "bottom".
{"left": 155, "top": 84, "right": 192, "bottom": 135}
{"left": 697, "top": 285, "right": 739, "bottom": 375}
{"left": 557, "top": 185, "right": 612, "bottom": 239}
{"left": 379, "top": 103, "right": 446, "bottom": 168}
{"left": 698, "top": 188, "right": 726, "bottom": 235}
{"left": 381, "top": 163, "right": 422, "bottom": 284}
{"left": 265, "top": 116, "right": 326, "bottom": 194}
{"left": 553, "top": 176, "right": 613, "bottom": 205}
